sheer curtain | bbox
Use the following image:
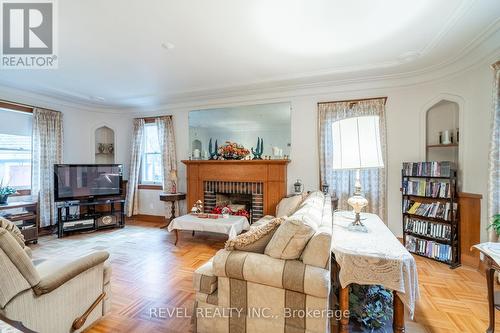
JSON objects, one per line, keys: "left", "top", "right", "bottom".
{"left": 31, "top": 108, "right": 63, "bottom": 227}
{"left": 126, "top": 119, "right": 145, "bottom": 217}
{"left": 489, "top": 62, "right": 500, "bottom": 241}
{"left": 156, "top": 116, "right": 178, "bottom": 218}
{"left": 319, "top": 98, "right": 387, "bottom": 220}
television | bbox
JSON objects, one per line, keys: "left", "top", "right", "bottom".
{"left": 54, "top": 164, "right": 123, "bottom": 201}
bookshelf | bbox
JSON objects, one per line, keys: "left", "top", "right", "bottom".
{"left": 402, "top": 161, "right": 460, "bottom": 268}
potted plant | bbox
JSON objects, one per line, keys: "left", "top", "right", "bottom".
{"left": 0, "top": 185, "right": 16, "bottom": 205}
{"left": 488, "top": 214, "right": 500, "bottom": 238}
{"left": 349, "top": 284, "right": 393, "bottom": 332}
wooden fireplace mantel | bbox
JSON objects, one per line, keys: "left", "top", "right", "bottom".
{"left": 181, "top": 160, "right": 290, "bottom": 217}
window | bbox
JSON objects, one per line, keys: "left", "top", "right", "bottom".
{"left": 331, "top": 115, "right": 383, "bottom": 169}
{"left": 141, "top": 123, "right": 162, "bottom": 184}
{"left": 0, "top": 108, "right": 32, "bottom": 189}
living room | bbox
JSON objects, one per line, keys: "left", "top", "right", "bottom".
{"left": 0, "top": 1, "right": 499, "bottom": 333}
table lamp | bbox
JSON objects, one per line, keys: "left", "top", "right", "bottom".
{"left": 332, "top": 116, "right": 384, "bottom": 232}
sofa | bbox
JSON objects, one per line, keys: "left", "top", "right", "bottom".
{"left": 193, "top": 191, "right": 333, "bottom": 333}
{"left": 0, "top": 219, "right": 112, "bottom": 333}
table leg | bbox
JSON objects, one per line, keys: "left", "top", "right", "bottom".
{"left": 339, "top": 286, "right": 349, "bottom": 333}
{"left": 174, "top": 229, "right": 179, "bottom": 246}
{"left": 161, "top": 201, "right": 176, "bottom": 229}
{"left": 487, "top": 267, "right": 496, "bottom": 333}
{"left": 192, "top": 230, "right": 195, "bottom": 236}
{"left": 393, "top": 292, "right": 405, "bottom": 333}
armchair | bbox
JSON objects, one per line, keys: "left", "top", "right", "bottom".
{"left": 0, "top": 227, "right": 112, "bottom": 333}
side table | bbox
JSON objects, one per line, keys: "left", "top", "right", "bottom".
{"left": 472, "top": 243, "right": 500, "bottom": 333}
{"left": 159, "top": 192, "right": 186, "bottom": 228}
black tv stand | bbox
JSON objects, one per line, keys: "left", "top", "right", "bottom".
{"left": 56, "top": 197, "right": 125, "bottom": 238}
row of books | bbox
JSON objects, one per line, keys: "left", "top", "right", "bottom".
{"left": 402, "top": 161, "right": 455, "bottom": 177}
{"left": 402, "top": 180, "right": 452, "bottom": 198}
{"left": 404, "top": 217, "right": 451, "bottom": 240}
{"left": 406, "top": 235, "right": 452, "bottom": 262}
{"left": 403, "top": 199, "right": 457, "bottom": 221}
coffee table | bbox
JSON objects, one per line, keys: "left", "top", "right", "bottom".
{"left": 167, "top": 214, "right": 250, "bottom": 245}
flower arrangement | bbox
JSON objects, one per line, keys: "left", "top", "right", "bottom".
{"left": 217, "top": 141, "right": 249, "bottom": 160}
{"left": 211, "top": 205, "right": 250, "bottom": 220}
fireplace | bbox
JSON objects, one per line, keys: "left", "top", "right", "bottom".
{"left": 204, "top": 181, "right": 263, "bottom": 223}
{"left": 182, "top": 160, "right": 289, "bottom": 220}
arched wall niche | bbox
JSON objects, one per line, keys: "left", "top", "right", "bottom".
{"left": 95, "top": 125, "right": 115, "bottom": 164}
{"left": 420, "top": 94, "right": 464, "bottom": 190}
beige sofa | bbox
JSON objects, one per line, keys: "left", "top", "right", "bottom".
{"left": 193, "top": 191, "right": 333, "bottom": 333}
{"left": 0, "top": 220, "right": 112, "bottom": 333}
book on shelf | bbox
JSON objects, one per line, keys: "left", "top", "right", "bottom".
{"left": 403, "top": 199, "right": 457, "bottom": 221}
{"left": 404, "top": 216, "right": 451, "bottom": 239}
{"left": 402, "top": 179, "right": 452, "bottom": 198}
{"left": 405, "top": 235, "right": 452, "bottom": 262}
{"left": 402, "top": 161, "right": 456, "bottom": 177}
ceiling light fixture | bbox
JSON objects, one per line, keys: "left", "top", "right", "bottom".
{"left": 161, "top": 42, "right": 175, "bottom": 50}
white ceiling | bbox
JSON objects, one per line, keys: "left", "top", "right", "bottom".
{"left": 0, "top": 0, "right": 499, "bottom": 109}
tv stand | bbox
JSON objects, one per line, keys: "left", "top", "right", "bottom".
{"left": 56, "top": 198, "right": 125, "bottom": 238}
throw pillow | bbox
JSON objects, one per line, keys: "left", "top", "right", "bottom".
{"left": 275, "top": 195, "right": 303, "bottom": 217}
{"left": 225, "top": 217, "right": 285, "bottom": 253}
{"left": 0, "top": 217, "right": 26, "bottom": 249}
{"left": 264, "top": 216, "right": 317, "bottom": 260}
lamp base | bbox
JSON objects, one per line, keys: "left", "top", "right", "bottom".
{"left": 347, "top": 212, "right": 368, "bottom": 232}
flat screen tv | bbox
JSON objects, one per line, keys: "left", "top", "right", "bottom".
{"left": 54, "top": 164, "right": 123, "bottom": 201}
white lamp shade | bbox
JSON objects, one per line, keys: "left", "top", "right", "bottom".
{"left": 332, "top": 116, "right": 384, "bottom": 169}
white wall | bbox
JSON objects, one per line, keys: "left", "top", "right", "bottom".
{"left": 134, "top": 58, "right": 496, "bottom": 241}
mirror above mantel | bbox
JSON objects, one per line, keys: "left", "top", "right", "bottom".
{"left": 188, "top": 102, "right": 291, "bottom": 159}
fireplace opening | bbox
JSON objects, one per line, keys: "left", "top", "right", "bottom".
{"left": 203, "top": 181, "right": 264, "bottom": 223}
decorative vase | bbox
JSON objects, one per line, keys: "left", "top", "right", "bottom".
{"left": 0, "top": 194, "right": 9, "bottom": 205}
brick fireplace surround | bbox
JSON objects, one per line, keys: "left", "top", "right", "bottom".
{"left": 181, "top": 160, "right": 290, "bottom": 222}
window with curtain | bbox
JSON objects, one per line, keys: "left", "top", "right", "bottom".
{"left": 0, "top": 108, "right": 33, "bottom": 190}
{"left": 331, "top": 115, "right": 383, "bottom": 169}
{"left": 140, "top": 123, "right": 162, "bottom": 185}
{"left": 319, "top": 98, "right": 387, "bottom": 220}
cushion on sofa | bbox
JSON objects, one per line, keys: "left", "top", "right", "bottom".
{"left": 264, "top": 216, "right": 316, "bottom": 259}
{"left": 0, "top": 217, "right": 26, "bottom": 248}
{"left": 225, "top": 217, "right": 285, "bottom": 253}
{"left": 275, "top": 195, "right": 303, "bottom": 217}
{"left": 264, "top": 191, "right": 326, "bottom": 260}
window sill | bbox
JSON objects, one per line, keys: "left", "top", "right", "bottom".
{"left": 12, "top": 189, "right": 31, "bottom": 196}
{"left": 138, "top": 184, "right": 163, "bottom": 190}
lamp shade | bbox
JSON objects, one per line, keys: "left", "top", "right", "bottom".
{"left": 332, "top": 116, "right": 384, "bottom": 170}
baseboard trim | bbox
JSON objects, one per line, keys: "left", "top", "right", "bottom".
{"left": 131, "top": 214, "right": 166, "bottom": 223}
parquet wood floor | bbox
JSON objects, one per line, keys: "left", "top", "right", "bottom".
{"left": 30, "top": 220, "right": 498, "bottom": 333}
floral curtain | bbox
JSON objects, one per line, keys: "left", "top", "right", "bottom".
{"left": 156, "top": 116, "right": 178, "bottom": 218}
{"left": 31, "top": 108, "right": 63, "bottom": 227}
{"left": 489, "top": 62, "right": 500, "bottom": 241}
{"left": 319, "top": 98, "right": 387, "bottom": 220}
{"left": 126, "top": 119, "right": 145, "bottom": 217}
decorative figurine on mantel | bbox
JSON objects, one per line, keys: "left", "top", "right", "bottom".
{"left": 208, "top": 138, "right": 219, "bottom": 160}
{"left": 251, "top": 137, "right": 264, "bottom": 160}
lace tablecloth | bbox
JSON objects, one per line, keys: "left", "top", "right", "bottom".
{"left": 331, "top": 212, "right": 420, "bottom": 317}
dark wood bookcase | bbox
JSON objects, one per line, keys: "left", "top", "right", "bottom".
{"left": 401, "top": 162, "right": 460, "bottom": 268}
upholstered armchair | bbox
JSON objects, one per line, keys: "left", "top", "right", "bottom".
{"left": 0, "top": 224, "right": 112, "bottom": 333}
